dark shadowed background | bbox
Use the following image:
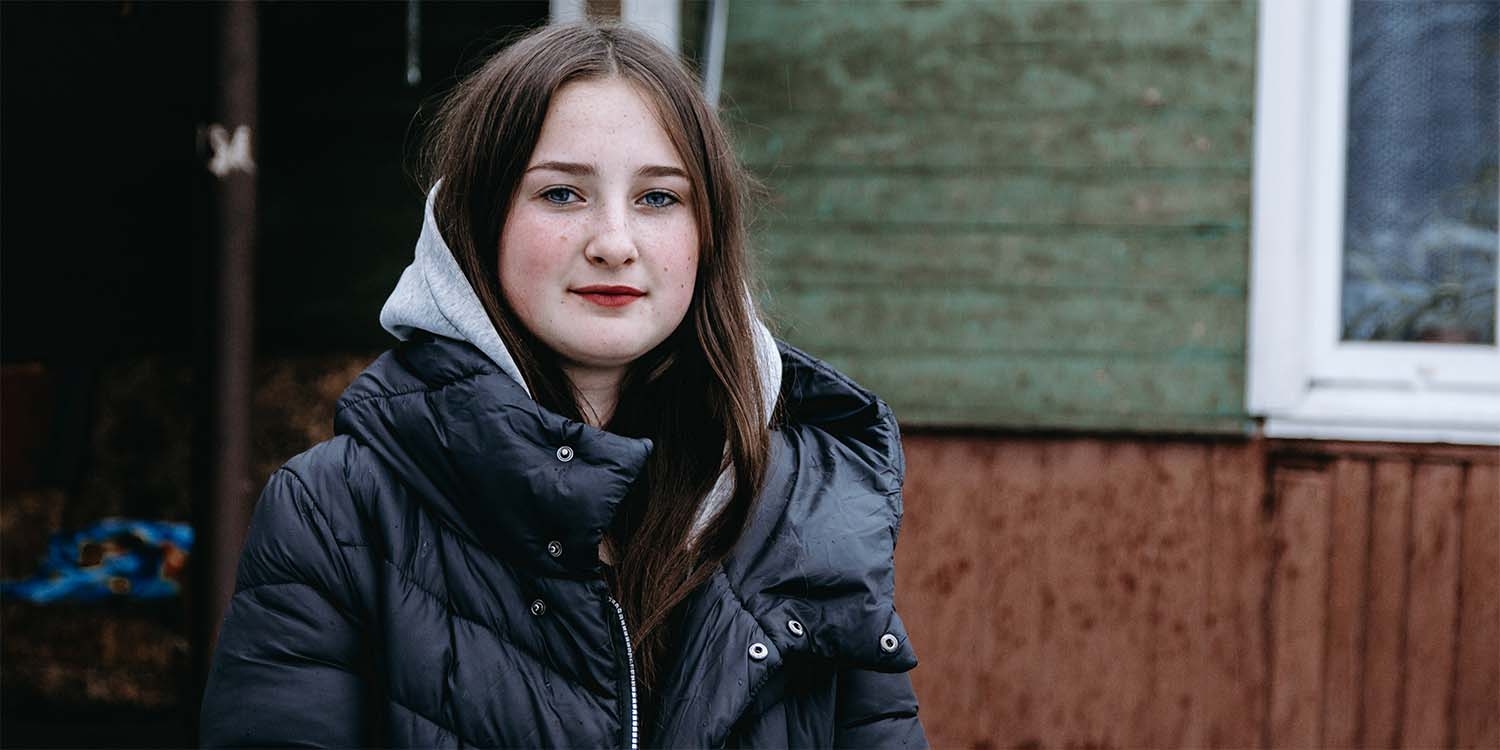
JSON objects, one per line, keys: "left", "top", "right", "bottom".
{"left": 2, "top": 2, "right": 1496, "bottom": 748}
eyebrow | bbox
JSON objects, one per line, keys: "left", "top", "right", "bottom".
{"left": 636, "top": 165, "right": 689, "bottom": 179}
{"left": 525, "top": 161, "right": 689, "bottom": 180}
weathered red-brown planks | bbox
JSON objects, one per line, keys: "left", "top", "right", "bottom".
{"left": 1268, "top": 468, "right": 1330, "bottom": 748}
{"left": 1142, "top": 442, "right": 1215, "bottom": 748}
{"left": 1037, "top": 439, "right": 1114, "bottom": 748}
{"left": 1364, "top": 459, "right": 1414, "bottom": 748}
{"left": 1322, "top": 458, "right": 1371, "bottom": 747}
{"left": 897, "top": 435, "right": 1267, "bottom": 749}
{"left": 1456, "top": 461, "right": 1499, "bottom": 749}
{"left": 895, "top": 435, "right": 1497, "bottom": 749}
{"left": 1204, "top": 440, "right": 1269, "bottom": 748}
{"left": 975, "top": 440, "right": 1049, "bottom": 745}
{"left": 1401, "top": 463, "right": 1464, "bottom": 748}
{"left": 894, "top": 437, "right": 990, "bottom": 745}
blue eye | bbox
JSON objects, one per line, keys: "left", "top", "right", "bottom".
{"left": 541, "top": 187, "right": 579, "bottom": 205}
{"left": 640, "top": 191, "right": 679, "bottom": 209}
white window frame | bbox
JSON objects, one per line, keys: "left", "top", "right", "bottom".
{"left": 1247, "top": 0, "right": 1500, "bottom": 445}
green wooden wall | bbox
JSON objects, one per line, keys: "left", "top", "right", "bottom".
{"left": 721, "top": 0, "right": 1256, "bottom": 433}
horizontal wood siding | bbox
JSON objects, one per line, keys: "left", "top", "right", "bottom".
{"left": 724, "top": 0, "right": 1256, "bottom": 432}
{"left": 895, "top": 434, "right": 1499, "bottom": 748}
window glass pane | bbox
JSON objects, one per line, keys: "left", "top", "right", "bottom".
{"left": 1341, "top": 0, "right": 1498, "bottom": 344}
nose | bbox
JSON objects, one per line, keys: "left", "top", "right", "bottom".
{"left": 584, "top": 206, "right": 637, "bottom": 268}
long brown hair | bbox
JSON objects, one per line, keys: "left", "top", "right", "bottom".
{"left": 420, "top": 24, "right": 771, "bottom": 697}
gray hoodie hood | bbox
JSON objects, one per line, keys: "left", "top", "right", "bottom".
{"left": 379, "top": 186, "right": 783, "bottom": 535}
{"left": 380, "top": 187, "right": 532, "bottom": 395}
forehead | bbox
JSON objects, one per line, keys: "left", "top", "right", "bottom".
{"left": 530, "top": 78, "right": 685, "bottom": 170}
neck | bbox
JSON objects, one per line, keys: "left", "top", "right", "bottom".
{"left": 561, "top": 362, "right": 625, "bottom": 428}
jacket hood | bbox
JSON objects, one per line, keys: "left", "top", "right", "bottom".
{"left": 379, "top": 185, "right": 531, "bottom": 395}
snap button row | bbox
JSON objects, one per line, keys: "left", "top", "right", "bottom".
{"left": 529, "top": 599, "right": 547, "bottom": 616}
{"left": 879, "top": 633, "right": 899, "bottom": 653}
{"left": 546, "top": 540, "right": 563, "bottom": 558}
{"left": 556, "top": 445, "right": 574, "bottom": 462}
{"left": 747, "top": 642, "right": 768, "bottom": 661}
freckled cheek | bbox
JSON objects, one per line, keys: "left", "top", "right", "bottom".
{"left": 500, "top": 224, "right": 572, "bottom": 323}
{"left": 501, "top": 215, "right": 573, "bottom": 280}
{"left": 661, "top": 263, "right": 697, "bottom": 292}
{"left": 652, "top": 218, "right": 699, "bottom": 292}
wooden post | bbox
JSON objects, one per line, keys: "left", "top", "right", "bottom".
{"left": 193, "top": 0, "right": 257, "bottom": 712}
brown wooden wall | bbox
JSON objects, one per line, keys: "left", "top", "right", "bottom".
{"left": 894, "top": 434, "right": 1499, "bottom": 749}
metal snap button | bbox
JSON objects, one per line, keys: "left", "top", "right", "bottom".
{"left": 529, "top": 599, "right": 547, "bottom": 616}
{"left": 879, "top": 633, "right": 899, "bottom": 653}
{"left": 546, "top": 540, "right": 563, "bottom": 558}
{"left": 787, "top": 619, "right": 805, "bottom": 637}
{"left": 748, "top": 642, "right": 768, "bottom": 661}
{"left": 556, "top": 445, "right": 574, "bottom": 462}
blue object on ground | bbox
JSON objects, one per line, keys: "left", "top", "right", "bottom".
{"left": 0, "top": 519, "right": 194, "bottom": 603}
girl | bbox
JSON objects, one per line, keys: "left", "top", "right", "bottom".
{"left": 201, "top": 23, "right": 925, "bottom": 749}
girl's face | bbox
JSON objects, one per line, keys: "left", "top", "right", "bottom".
{"left": 499, "top": 78, "right": 699, "bottom": 380}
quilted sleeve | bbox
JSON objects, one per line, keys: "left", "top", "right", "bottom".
{"left": 200, "top": 467, "right": 370, "bottom": 748}
{"left": 833, "top": 668, "right": 928, "bottom": 749}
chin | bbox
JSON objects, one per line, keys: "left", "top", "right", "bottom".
{"left": 569, "top": 323, "right": 678, "bottom": 362}
{"left": 559, "top": 340, "right": 658, "bottom": 370}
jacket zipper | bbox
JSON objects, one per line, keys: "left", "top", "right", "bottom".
{"left": 606, "top": 596, "right": 639, "bottom": 750}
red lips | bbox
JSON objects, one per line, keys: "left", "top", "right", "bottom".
{"left": 571, "top": 285, "right": 645, "bottom": 308}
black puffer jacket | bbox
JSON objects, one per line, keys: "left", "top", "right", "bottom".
{"left": 200, "top": 335, "right": 925, "bottom": 748}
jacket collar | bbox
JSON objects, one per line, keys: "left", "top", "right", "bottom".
{"left": 721, "top": 343, "right": 915, "bottom": 669}
{"left": 335, "top": 335, "right": 652, "bottom": 579}
{"left": 334, "top": 335, "right": 916, "bottom": 675}
{"left": 654, "top": 344, "right": 917, "bottom": 745}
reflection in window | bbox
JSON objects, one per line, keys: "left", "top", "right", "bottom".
{"left": 1341, "top": 0, "right": 1498, "bottom": 344}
